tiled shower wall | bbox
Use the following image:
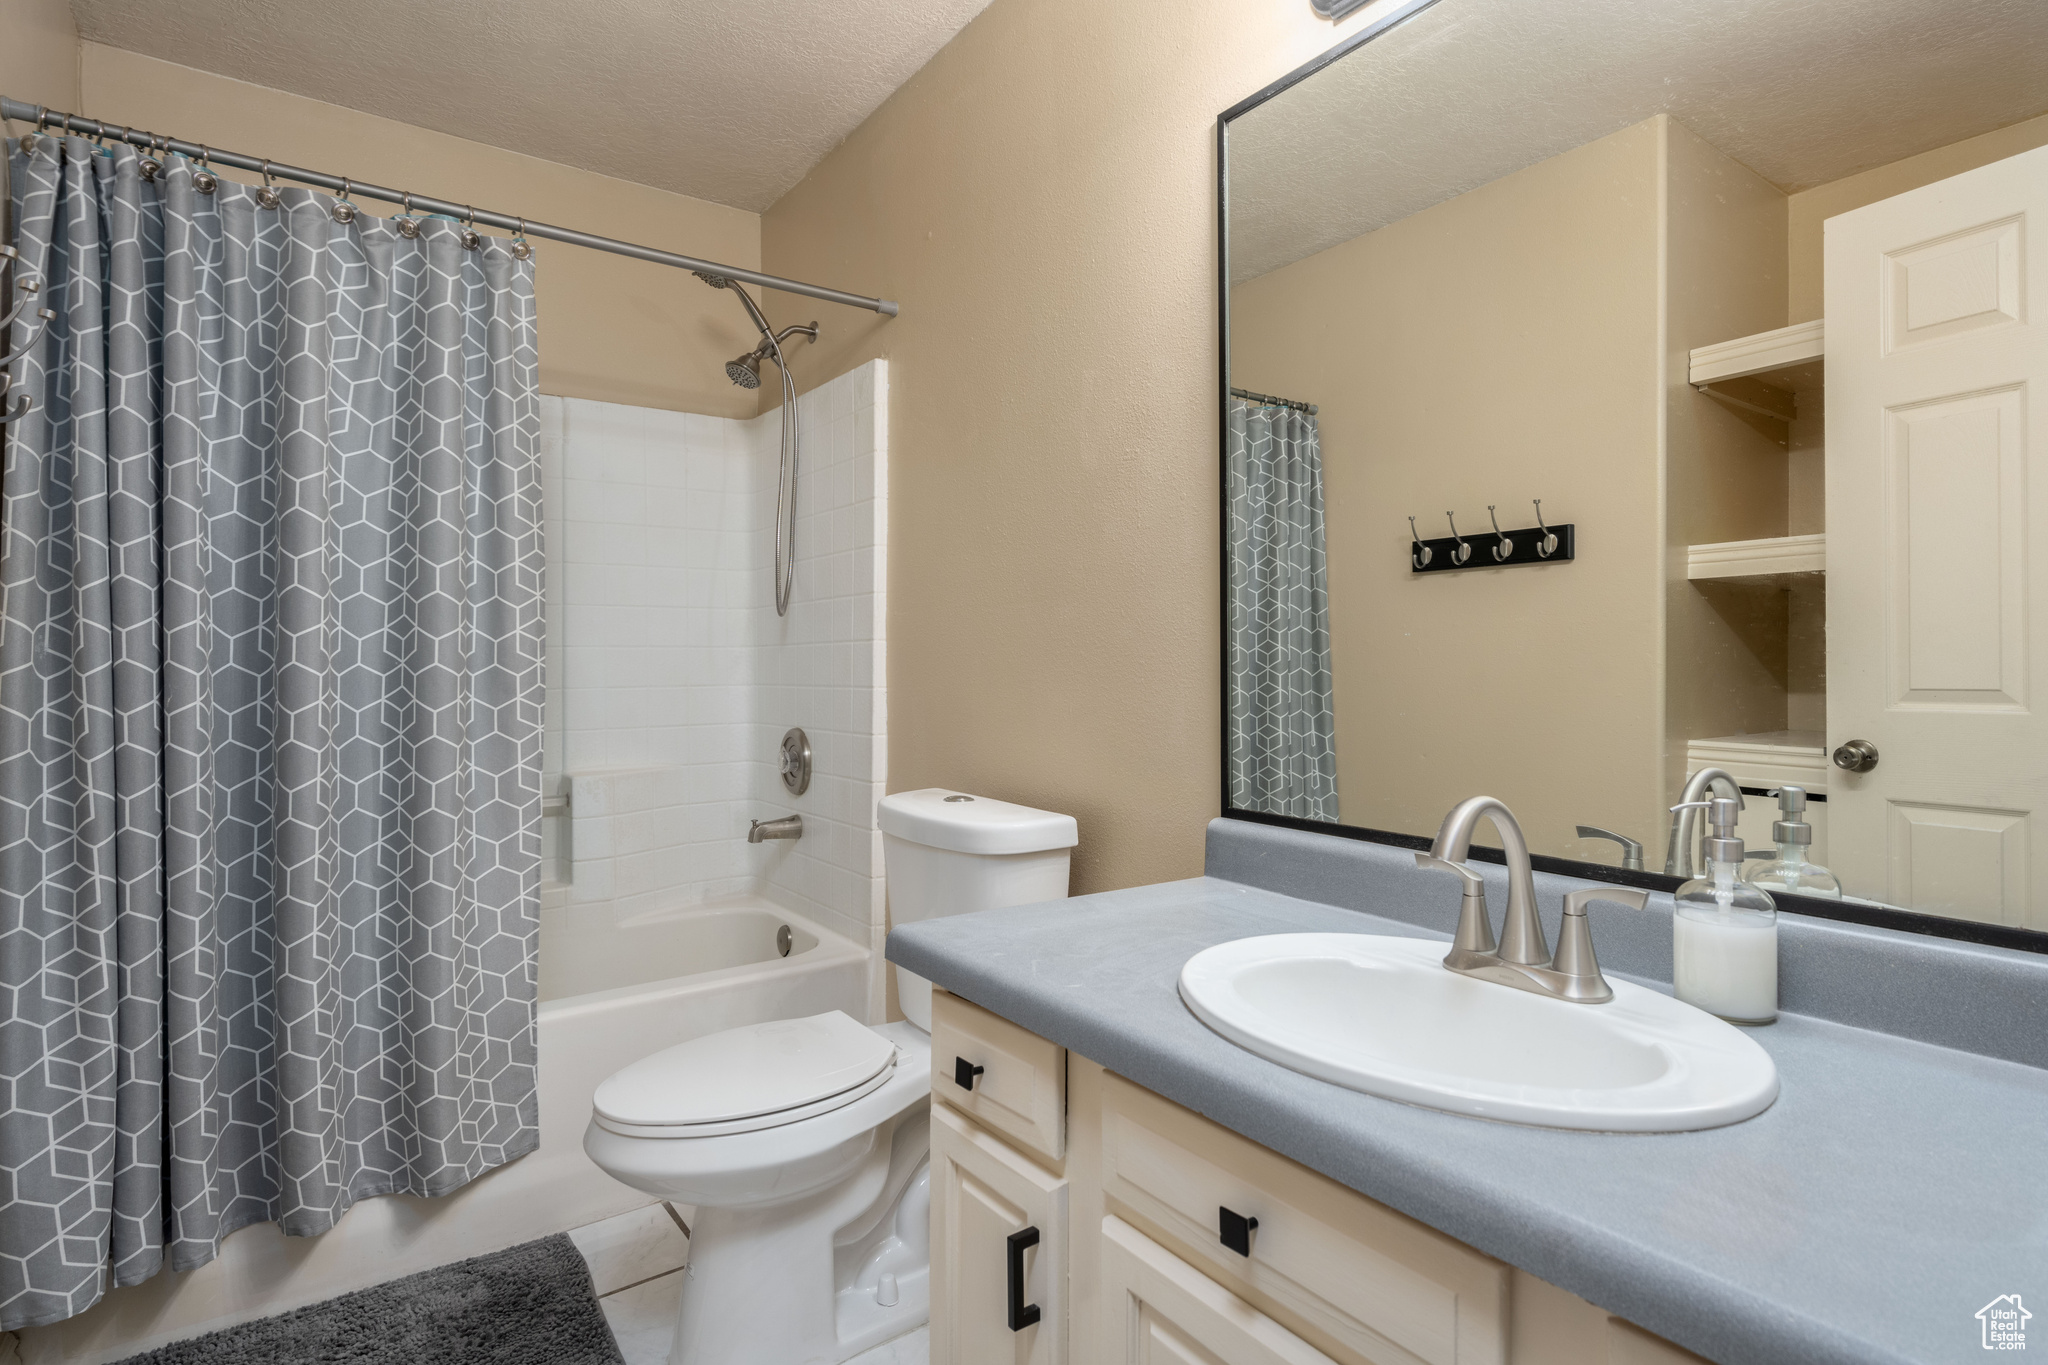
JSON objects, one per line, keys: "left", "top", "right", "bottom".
{"left": 538, "top": 361, "right": 888, "bottom": 995}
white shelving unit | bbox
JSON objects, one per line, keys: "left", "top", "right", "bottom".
{"left": 1688, "top": 319, "right": 1824, "bottom": 422}
{"left": 1687, "top": 532, "right": 1826, "bottom": 585}
{"left": 1684, "top": 731, "right": 1829, "bottom": 796}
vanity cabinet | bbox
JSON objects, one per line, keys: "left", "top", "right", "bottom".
{"left": 927, "top": 990, "right": 1709, "bottom": 1365}
{"left": 932, "top": 1104, "right": 1069, "bottom": 1365}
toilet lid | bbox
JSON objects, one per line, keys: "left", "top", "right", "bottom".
{"left": 593, "top": 1010, "right": 898, "bottom": 1133}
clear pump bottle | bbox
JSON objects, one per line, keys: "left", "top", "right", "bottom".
{"left": 1742, "top": 784, "right": 1842, "bottom": 900}
{"left": 1669, "top": 795, "right": 1778, "bottom": 1024}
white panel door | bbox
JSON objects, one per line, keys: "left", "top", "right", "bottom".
{"left": 1826, "top": 143, "right": 2048, "bottom": 928}
{"left": 1099, "top": 1215, "right": 1340, "bottom": 1365}
{"left": 931, "top": 1104, "right": 1068, "bottom": 1365}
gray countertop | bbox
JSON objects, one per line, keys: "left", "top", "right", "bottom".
{"left": 887, "top": 830, "right": 2048, "bottom": 1365}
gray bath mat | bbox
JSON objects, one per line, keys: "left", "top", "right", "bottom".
{"left": 111, "top": 1233, "right": 624, "bottom": 1365}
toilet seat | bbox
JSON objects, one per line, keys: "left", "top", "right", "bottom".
{"left": 592, "top": 1010, "right": 898, "bottom": 1140}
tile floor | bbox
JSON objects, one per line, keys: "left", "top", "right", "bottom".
{"left": 568, "top": 1203, "right": 927, "bottom": 1365}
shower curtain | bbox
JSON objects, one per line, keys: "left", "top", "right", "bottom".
{"left": 0, "top": 137, "right": 543, "bottom": 1330}
{"left": 1226, "top": 396, "right": 1339, "bottom": 821}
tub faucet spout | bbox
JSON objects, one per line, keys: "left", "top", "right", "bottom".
{"left": 749, "top": 815, "right": 803, "bottom": 843}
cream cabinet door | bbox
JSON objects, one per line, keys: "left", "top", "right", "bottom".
{"left": 931, "top": 1103, "right": 1068, "bottom": 1365}
{"left": 1825, "top": 142, "right": 2048, "bottom": 927}
{"left": 1100, "top": 1215, "right": 1339, "bottom": 1365}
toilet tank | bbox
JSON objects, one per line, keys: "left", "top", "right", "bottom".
{"left": 879, "top": 789, "right": 1078, "bottom": 1030}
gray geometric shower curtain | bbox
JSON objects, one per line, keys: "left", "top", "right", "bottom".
{"left": 0, "top": 136, "right": 543, "bottom": 1330}
{"left": 1226, "top": 395, "right": 1339, "bottom": 821}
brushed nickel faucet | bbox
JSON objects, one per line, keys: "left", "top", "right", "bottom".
{"left": 748, "top": 815, "right": 803, "bottom": 843}
{"left": 1665, "top": 768, "right": 1745, "bottom": 877}
{"left": 1415, "top": 795, "right": 1647, "bottom": 1004}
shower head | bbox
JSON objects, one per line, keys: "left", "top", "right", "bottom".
{"left": 725, "top": 351, "right": 763, "bottom": 389}
{"left": 693, "top": 270, "right": 732, "bottom": 290}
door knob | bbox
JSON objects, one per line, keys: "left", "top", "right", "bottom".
{"left": 1832, "top": 739, "right": 1879, "bottom": 774}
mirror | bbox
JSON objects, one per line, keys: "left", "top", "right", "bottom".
{"left": 1220, "top": 0, "right": 2048, "bottom": 943}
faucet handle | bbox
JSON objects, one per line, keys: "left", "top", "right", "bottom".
{"left": 1415, "top": 852, "right": 1484, "bottom": 892}
{"left": 1416, "top": 854, "right": 1498, "bottom": 957}
{"left": 1549, "top": 887, "right": 1649, "bottom": 1004}
{"left": 1575, "top": 825, "right": 1645, "bottom": 872}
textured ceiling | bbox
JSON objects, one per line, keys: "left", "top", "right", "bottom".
{"left": 1229, "top": 0, "right": 2048, "bottom": 283}
{"left": 69, "top": 0, "right": 995, "bottom": 212}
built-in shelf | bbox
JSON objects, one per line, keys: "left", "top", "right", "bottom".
{"left": 1688, "top": 319, "right": 1824, "bottom": 423}
{"left": 1687, "top": 532, "right": 1825, "bottom": 585}
{"left": 1685, "top": 731, "right": 1829, "bottom": 796}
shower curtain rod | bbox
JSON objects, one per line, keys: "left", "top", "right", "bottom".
{"left": 0, "top": 98, "right": 900, "bottom": 317}
{"left": 1231, "top": 386, "right": 1317, "bottom": 415}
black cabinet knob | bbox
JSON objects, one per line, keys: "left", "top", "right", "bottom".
{"left": 954, "top": 1056, "right": 985, "bottom": 1091}
{"left": 1219, "top": 1205, "right": 1259, "bottom": 1257}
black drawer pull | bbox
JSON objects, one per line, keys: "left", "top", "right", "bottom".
{"left": 1007, "top": 1226, "right": 1041, "bottom": 1331}
{"left": 1219, "top": 1205, "right": 1259, "bottom": 1257}
{"left": 954, "top": 1056, "right": 985, "bottom": 1091}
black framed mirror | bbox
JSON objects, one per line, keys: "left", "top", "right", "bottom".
{"left": 1216, "top": 0, "right": 2048, "bottom": 953}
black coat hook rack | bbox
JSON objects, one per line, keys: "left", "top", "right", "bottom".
{"left": 1409, "top": 501, "right": 1573, "bottom": 574}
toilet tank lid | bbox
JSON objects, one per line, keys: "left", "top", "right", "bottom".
{"left": 591, "top": 1011, "right": 895, "bottom": 1128}
{"left": 879, "top": 788, "right": 1079, "bottom": 855}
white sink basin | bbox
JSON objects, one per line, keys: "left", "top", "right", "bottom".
{"left": 1179, "top": 934, "right": 1778, "bottom": 1132}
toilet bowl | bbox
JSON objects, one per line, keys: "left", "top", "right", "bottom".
{"left": 585, "top": 1013, "right": 932, "bottom": 1365}
{"left": 584, "top": 790, "right": 1076, "bottom": 1365}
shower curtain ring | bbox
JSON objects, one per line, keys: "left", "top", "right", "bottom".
{"left": 510, "top": 217, "right": 531, "bottom": 261}
{"left": 256, "top": 159, "right": 281, "bottom": 209}
{"left": 395, "top": 191, "right": 421, "bottom": 239}
{"left": 331, "top": 177, "right": 358, "bottom": 225}
{"left": 458, "top": 206, "right": 481, "bottom": 251}
{"left": 139, "top": 132, "right": 164, "bottom": 182}
{"left": 193, "top": 145, "right": 218, "bottom": 195}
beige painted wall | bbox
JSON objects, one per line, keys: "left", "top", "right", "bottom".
{"left": 0, "top": 0, "right": 76, "bottom": 114}
{"left": 757, "top": 0, "right": 1369, "bottom": 894}
{"left": 1229, "top": 119, "right": 1668, "bottom": 859}
{"left": 1787, "top": 110, "right": 2048, "bottom": 323}
{"left": 66, "top": 44, "right": 764, "bottom": 418}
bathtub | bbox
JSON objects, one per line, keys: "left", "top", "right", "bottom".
{"left": 25, "top": 898, "right": 869, "bottom": 1365}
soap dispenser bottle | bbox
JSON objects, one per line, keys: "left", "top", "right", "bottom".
{"left": 1669, "top": 795, "right": 1778, "bottom": 1024}
{"left": 1742, "top": 785, "right": 1842, "bottom": 900}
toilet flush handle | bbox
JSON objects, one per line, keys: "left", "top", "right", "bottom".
{"left": 953, "top": 1057, "right": 985, "bottom": 1091}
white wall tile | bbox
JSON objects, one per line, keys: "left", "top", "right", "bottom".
{"left": 540, "top": 368, "right": 887, "bottom": 1011}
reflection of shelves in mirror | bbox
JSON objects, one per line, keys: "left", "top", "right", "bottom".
{"left": 1685, "top": 731, "right": 1828, "bottom": 796}
{"left": 1687, "top": 533, "right": 1825, "bottom": 585}
{"left": 1688, "top": 319, "right": 1824, "bottom": 423}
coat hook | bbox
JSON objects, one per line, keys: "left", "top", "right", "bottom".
{"left": 0, "top": 393, "right": 31, "bottom": 424}
{"left": 1533, "top": 499, "right": 1559, "bottom": 558}
{"left": 0, "top": 275, "right": 45, "bottom": 331}
{"left": 1446, "top": 511, "right": 1471, "bottom": 565}
{"left": 1487, "top": 504, "right": 1514, "bottom": 562}
{"left": 1407, "top": 516, "right": 1432, "bottom": 569}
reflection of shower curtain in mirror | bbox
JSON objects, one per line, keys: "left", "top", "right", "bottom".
{"left": 1226, "top": 397, "right": 1338, "bottom": 820}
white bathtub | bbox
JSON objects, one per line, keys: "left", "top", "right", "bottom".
{"left": 25, "top": 898, "right": 869, "bottom": 1365}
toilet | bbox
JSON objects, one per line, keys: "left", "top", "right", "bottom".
{"left": 583, "top": 789, "right": 1077, "bottom": 1365}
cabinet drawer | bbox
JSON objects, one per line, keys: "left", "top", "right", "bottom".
{"left": 1102, "top": 1214, "right": 1339, "bottom": 1365}
{"left": 1100, "top": 1073, "right": 1506, "bottom": 1365}
{"left": 932, "top": 990, "right": 1067, "bottom": 1164}
{"left": 932, "top": 1103, "right": 1068, "bottom": 1365}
